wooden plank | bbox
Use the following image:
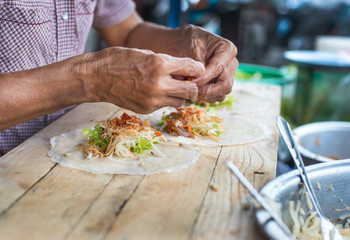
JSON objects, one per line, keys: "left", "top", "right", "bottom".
{"left": 103, "top": 147, "right": 222, "bottom": 240}
{"left": 66, "top": 175, "right": 143, "bottom": 240}
{"left": 0, "top": 165, "right": 113, "bottom": 240}
{"left": 0, "top": 83, "right": 281, "bottom": 240}
{"left": 190, "top": 84, "right": 281, "bottom": 239}
{"left": 0, "top": 103, "right": 119, "bottom": 214}
{"left": 190, "top": 136, "right": 278, "bottom": 240}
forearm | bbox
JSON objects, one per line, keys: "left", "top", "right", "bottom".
{"left": 125, "top": 22, "right": 186, "bottom": 57}
{"left": 95, "top": 12, "right": 188, "bottom": 58}
{"left": 96, "top": 11, "right": 237, "bottom": 105}
{"left": 0, "top": 55, "right": 93, "bottom": 130}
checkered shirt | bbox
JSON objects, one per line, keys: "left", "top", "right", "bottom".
{"left": 0, "top": 0, "right": 135, "bottom": 156}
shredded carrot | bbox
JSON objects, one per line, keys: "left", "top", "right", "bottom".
{"left": 185, "top": 76, "right": 194, "bottom": 82}
{"left": 161, "top": 107, "right": 223, "bottom": 139}
{"left": 82, "top": 113, "right": 164, "bottom": 158}
{"left": 155, "top": 131, "right": 162, "bottom": 136}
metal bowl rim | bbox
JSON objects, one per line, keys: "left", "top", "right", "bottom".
{"left": 256, "top": 159, "right": 350, "bottom": 240}
{"left": 293, "top": 121, "right": 350, "bottom": 162}
{"left": 260, "top": 159, "right": 350, "bottom": 194}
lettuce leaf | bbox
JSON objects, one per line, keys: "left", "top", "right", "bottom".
{"left": 211, "top": 123, "right": 223, "bottom": 136}
{"left": 130, "top": 137, "right": 158, "bottom": 153}
{"left": 209, "top": 94, "right": 234, "bottom": 107}
{"left": 158, "top": 114, "right": 169, "bottom": 127}
{"left": 82, "top": 125, "right": 110, "bottom": 150}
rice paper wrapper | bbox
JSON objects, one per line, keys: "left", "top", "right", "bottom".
{"left": 145, "top": 108, "right": 272, "bottom": 147}
{"left": 200, "top": 85, "right": 272, "bottom": 115}
{"left": 223, "top": 88, "right": 272, "bottom": 114}
{"left": 49, "top": 129, "right": 202, "bottom": 175}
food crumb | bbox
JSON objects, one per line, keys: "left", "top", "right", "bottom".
{"left": 242, "top": 202, "right": 250, "bottom": 210}
{"left": 315, "top": 136, "right": 321, "bottom": 146}
{"left": 210, "top": 184, "right": 218, "bottom": 192}
{"left": 316, "top": 181, "right": 321, "bottom": 190}
{"left": 139, "top": 162, "right": 145, "bottom": 167}
{"left": 328, "top": 184, "right": 334, "bottom": 190}
{"left": 185, "top": 76, "right": 194, "bottom": 82}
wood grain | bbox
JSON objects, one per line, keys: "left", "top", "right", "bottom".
{"left": 0, "top": 83, "right": 281, "bottom": 240}
{"left": 0, "top": 165, "right": 112, "bottom": 240}
{"left": 67, "top": 174, "right": 144, "bottom": 240}
{"left": 190, "top": 135, "right": 278, "bottom": 240}
{"left": 104, "top": 147, "right": 221, "bottom": 240}
{"left": 0, "top": 103, "right": 119, "bottom": 214}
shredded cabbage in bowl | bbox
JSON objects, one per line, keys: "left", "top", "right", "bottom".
{"left": 288, "top": 191, "right": 350, "bottom": 240}
{"left": 267, "top": 185, "right": 350, "bottom": 240}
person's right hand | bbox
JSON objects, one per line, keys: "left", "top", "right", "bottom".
{"left": 78, "top": 47, "right": 205, "bottom": 114}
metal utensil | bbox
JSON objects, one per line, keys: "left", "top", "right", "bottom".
{"left": 225, "top": 161, "right": 295, "bottom": 240}
{"left": 277, "top": 116, "right": 343, "bottom": 240}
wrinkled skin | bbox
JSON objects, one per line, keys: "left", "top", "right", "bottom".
{"left": 179, "top": 25, "right": 239, "bottom": 103}
{"left": 0, "top": 12, "right": 237, "bottom": 130}
{"left": 80, "top": 47, "right": 205, "bottom": 114}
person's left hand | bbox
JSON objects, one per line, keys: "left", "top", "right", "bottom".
{"left": 179, "top": 25, "right": 239, "bottom": 103}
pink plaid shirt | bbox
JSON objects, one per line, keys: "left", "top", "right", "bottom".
{"left": 0, "top": 0, "right": 135, "bottom": 156}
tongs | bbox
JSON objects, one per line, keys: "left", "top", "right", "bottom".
{"left": 225, "top": 161, "right": 295, "bottom": 240}
{"left": 277, "top": 116, "right": 343, "bottom": 240}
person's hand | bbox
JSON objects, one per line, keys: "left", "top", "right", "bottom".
{"left": 179, "top": 25, "right": 238, "bottom": 103}
{"left": 79, "top": 47, "right": 205, "bottom": 114}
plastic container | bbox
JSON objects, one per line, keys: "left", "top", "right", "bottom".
{"left": 235, "top": 63, "right": 297, "bottom": 128}
{"left": 235, "top": 63, "right": 294, "bottom": 86}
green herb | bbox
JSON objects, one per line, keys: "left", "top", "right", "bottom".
{"left": 206, "top": 107, "right": 217, "bottom": 116}
{"left": 82, "top": 124, "right": 110, "bottom": 150}
{"left": 158, "top": 114, "right": 169, "bottom": 127}
{"left": 211, "top": 123, "right": 223, "bottom": 136}
{"left": 209, "top": 94, "right": 234, "bottom": 108}
{"left": 130, "top": 137, "right": 158, "bottom": 153}
{"left": 185, "top": 99, "right": 193, "bottom": 104}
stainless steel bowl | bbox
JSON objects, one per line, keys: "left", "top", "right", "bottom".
{"left": 256, "top": 160, "right": 350, "bottom": 240}
{"left": 293, "top": 121, "right": 350, "bottom": 165}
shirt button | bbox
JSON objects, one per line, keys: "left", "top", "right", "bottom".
{"left": 61, "top": 12, "right": 68, "bottom": 21}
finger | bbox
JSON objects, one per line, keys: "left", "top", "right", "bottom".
{"left": 161, "top": 77, "right": 199, "bottom": 100}
{"left": 160, "top": 54, "right": 205, "bottom": 78}
{"left": 194, "top": 60, "right": 225, "bottom": 86}
{"left": 158, "top": 96, "right": 185, "bottom": 108}
{"left": 197, "top": 78, "right": 233, "bottom": 100}
{"left": 203, "top": 95, "right": 226, "bottom": 104}
{"left": 171, "top": 74, "right": 185, "bottom": 80}
{"left": 128, "top": 96, "right": 185, "bottom": 114}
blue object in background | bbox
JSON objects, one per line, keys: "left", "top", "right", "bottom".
{"left": 168, "top": 0, "right": 181, "bottom": 28}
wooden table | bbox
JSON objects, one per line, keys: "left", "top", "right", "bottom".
{"left": 0, "top": 83, "right": 280, "bottom": 240}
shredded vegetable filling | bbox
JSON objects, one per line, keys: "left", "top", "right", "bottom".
{"left": 159, "top": 107, "right": 224, "bottom": 140}
{"left": 185, "top": 94, "right": 234, "bottom": 109}
{"left": 81, "top": 113, "right": 164, "bottom": 159}
{"left": 286, "top": 185, "right": 350, "bottom": 240}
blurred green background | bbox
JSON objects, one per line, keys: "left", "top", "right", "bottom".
{"left": 235, "top": 63, "right": 350, "bottom": 128}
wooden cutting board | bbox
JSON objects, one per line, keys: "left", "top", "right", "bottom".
{"left": 0, "top": 82, "right": 280, "bottom": 240}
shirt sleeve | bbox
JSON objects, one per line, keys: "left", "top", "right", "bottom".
{"left": 93, "top": 0, "right": 136, "bottom": 28}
